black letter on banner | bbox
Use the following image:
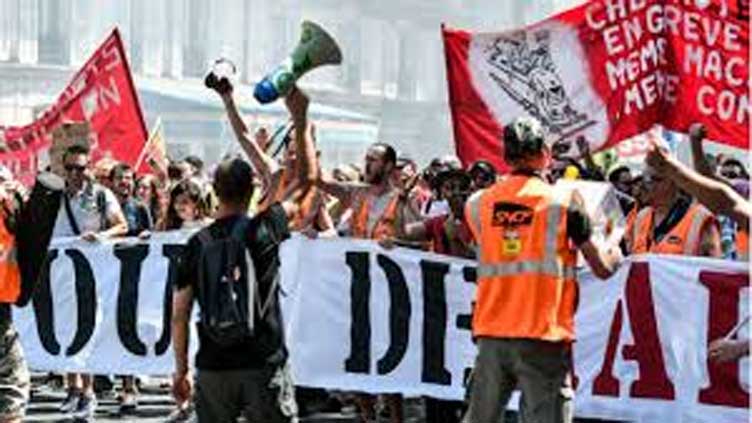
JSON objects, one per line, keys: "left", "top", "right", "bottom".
{"left": 420, "top": 259, "right": 451, "bottom": 385}
{"left": 345, "top": 252, "right": 371, "bottom": 374}
{"left": 114, "top": 244, "right": 150, "bottom": 356}
{"left": 155, "top": 244, "right": 186, "bottom": 355}
{"left": 31, "top": 249, "right": 61, "bottom": 355}
{"left": 65, "top": 249, "right": 97, "bottom": 356}
{"left": 455, "top": 266, "right": 476, "bottom": 332}
{"left": 376, "top": 254, "right": 410, "bottom": 375}
{"left": 457, "top": 266, "right": 477, "bottom": 387}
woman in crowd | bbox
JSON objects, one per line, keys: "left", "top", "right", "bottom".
{"left": 136, "top": 174, "right": 166, "bottom": 228}
{"left": 160, "top": 178, "right": 211, "bottom": 231}
{"left": 160, "top": 178, "right": 212, "bottom": 422}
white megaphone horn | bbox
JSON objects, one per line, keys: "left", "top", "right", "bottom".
{"left": 254, "top": 21, "right": 343, "bottom": 104}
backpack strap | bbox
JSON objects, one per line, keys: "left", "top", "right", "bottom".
{"left": 95, "top": 188, "right": 107, "bottom": 231}
{"left": 63, "top": 196, "right": 81, "bottom": 236}
{"left": 229, "top": 217, "right": 259, "bottom": 323}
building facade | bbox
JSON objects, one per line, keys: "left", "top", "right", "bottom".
{"left": 0, "top": 0, "right": 574, "bottom": 167}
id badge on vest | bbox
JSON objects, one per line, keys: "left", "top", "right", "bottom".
{"left": 502, "top": 230, "right": 522, "bottom": 256}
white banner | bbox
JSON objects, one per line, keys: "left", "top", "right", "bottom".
{"left": 13, "top": 235, "right": 749, "bottom": 421}
{"left": 13, "top": 231, "right": 197, "bottom": 375}
{"left": 280, "top": 237, "right": 750, "bottom": 423}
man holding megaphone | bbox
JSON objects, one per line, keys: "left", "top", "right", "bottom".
{"left": 206, "top": 58, "right": 335, "bottom": 237}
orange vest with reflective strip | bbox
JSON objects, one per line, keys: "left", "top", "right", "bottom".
{"left": 0, "top": 214, "right": 20, "bottom": 303}
{"left": 351, "top": 191, "right": 401, "bottom": 240}
{"left": 736, "top": 228, "right": 749, "bottom": 261}
{"left": 625, "top": 204, "right": 639, "bottom": 230}
{"left": 628, "top": 203, "right": 715, "bottom": 256}
{"left": 465, "top": 175, "right": 578, "bottom": 342}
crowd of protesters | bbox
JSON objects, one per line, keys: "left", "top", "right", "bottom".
{"left": 0, "top": 75, "right": 747, "bottom": 423}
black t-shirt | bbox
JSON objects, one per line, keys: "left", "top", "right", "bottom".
{"left": 121, "top": 198, "right": 152, "bottom": 236}
{"left": 176, "top": 204, "right": 290, "bottom": 370}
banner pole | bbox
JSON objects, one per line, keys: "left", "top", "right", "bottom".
{"left": 134, "top": 117, "right": 161, "bottom": 170}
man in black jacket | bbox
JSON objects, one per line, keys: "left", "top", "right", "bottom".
{"left": 0, "top": 171, "right": 63, "bottom": 422}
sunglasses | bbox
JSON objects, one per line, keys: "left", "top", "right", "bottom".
{"left": 64, "top": 164, "right": 87, "bottom": 173}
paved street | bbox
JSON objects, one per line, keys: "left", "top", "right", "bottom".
{"left": 25, "top": 376, "right": 422, "bottom": 422}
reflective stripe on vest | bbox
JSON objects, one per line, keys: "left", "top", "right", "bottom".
{"left": 475, "top": 186, "right": 576, "bottom": 280}
{"left": 631, "top": 204, "right": 712, "bottom": 255}
{"left": 351, "top": 192, "right": 400, "bottom": 239}
{"left": 632, "top": 207, "right": 650, "bottom": 249}
{"left": 477, "top": 259, "right": 577, "bottom": 279}
{"left": 683, "top": 206, "right": 712, "bottom": 255}
{"left": 466, "top": 190, "right": 482, "bottom": 237}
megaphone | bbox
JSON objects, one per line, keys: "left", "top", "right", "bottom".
{"left": 254, "top": 21, "right": 342, "bottom": 104}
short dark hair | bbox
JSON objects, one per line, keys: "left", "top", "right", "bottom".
{"left": 212, "top": 158, "right": 254, "bottom": 205}
{"left": 63, "top": 144, "right": 90, "bottom": 161}
{"left": 109, "top": 163, "right": 132, "bottom": 181}
{"left": 469, "top": 160, "right": 497, "bottom": 178}
{"left": 184, "top": 155, "right": 204, "bottom": 172}
{"left": 371, "top": 142, "right": 397, "bottom": 167}
{"left": 168, "top": 161, "right": 186, "bottom": 181}
{"left": 608, "top": 165, "right": 631, "bottom": 185}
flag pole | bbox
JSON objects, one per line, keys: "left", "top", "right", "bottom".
{"left": 134, "top": 117, "right": 161, "bottom": 170}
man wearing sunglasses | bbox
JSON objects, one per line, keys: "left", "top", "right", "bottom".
{"left": 51, "top": 144, "right": 127, "bottom": 419}
{"left": 624, "top": 164, "right": 721, "bottom": 258}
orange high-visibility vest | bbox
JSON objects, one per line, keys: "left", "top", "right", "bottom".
{"left": 625, "top": 204, "right": 639, "bottom": 230}
{"left": 736, "top": 228, "right": 749, "bottom": 261}
{"left": 0, "top": 214, "right": 20, "bottom": 303}
{"left": 628, "top": 203, "right": 715, "bottom": 256}
{"left": 465, "top": 175, "right": 578, "bottom": 342}
{"left": 351, "top": 191, "right": 401, "bottom": 240}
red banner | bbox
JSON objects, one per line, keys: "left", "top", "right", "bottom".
{"left": 443, "top": 0, "right": 749, "bottom": 172}
{"left": 0, "top": 28, "right": 148, "bottom": 185}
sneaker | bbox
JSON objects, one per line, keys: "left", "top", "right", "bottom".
{"left": 72, "top": 394, "right": 97, "bottom": 420}
{"left": 58, "top": 391, "right": 80, "bottom": 413}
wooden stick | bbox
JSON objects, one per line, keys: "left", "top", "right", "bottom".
{"left": 724, "top": 315, "right": 750, "bottom": 341}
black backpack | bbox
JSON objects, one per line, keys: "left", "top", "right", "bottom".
{"left": 196, "top": 217, "right": 257, "bottom": 348}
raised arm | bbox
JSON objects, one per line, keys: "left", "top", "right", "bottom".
{"left": 688, "top": 123, "right": 717, "bottom": 181}
{"left": 217, "top": 88, "right": 280, "bottom": 186}
{"left": 285, "top": 87, "right": 317, "bottom": 185}
{"left": 316, "top": 170, "right": 364, "bottom": 207}
{"left": 647, "top": 144, "right": 750, "bottom": 230}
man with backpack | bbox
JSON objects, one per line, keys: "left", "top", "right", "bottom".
{"left": 51, "top": 144, "right": 127, "bottom": 419}
{"left": 171, "top": 88, "right": 316, "bottom": 422}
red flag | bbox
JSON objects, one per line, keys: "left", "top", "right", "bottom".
{"left": 0, "top": 28, "right": 148, "bottom": 185}
{"left": 443, "top": 0, "right": 749, "bottom": 171}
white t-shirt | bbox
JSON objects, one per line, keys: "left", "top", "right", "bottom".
{"left": 52, "top": 182, "right": 123, "bottom": 237}
{"left": 422, "top": 199, "right": 450, "bottom": 219}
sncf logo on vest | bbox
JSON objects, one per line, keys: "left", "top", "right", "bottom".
{"left": 492, "top": 202, "right": 534, "bottom": 227}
